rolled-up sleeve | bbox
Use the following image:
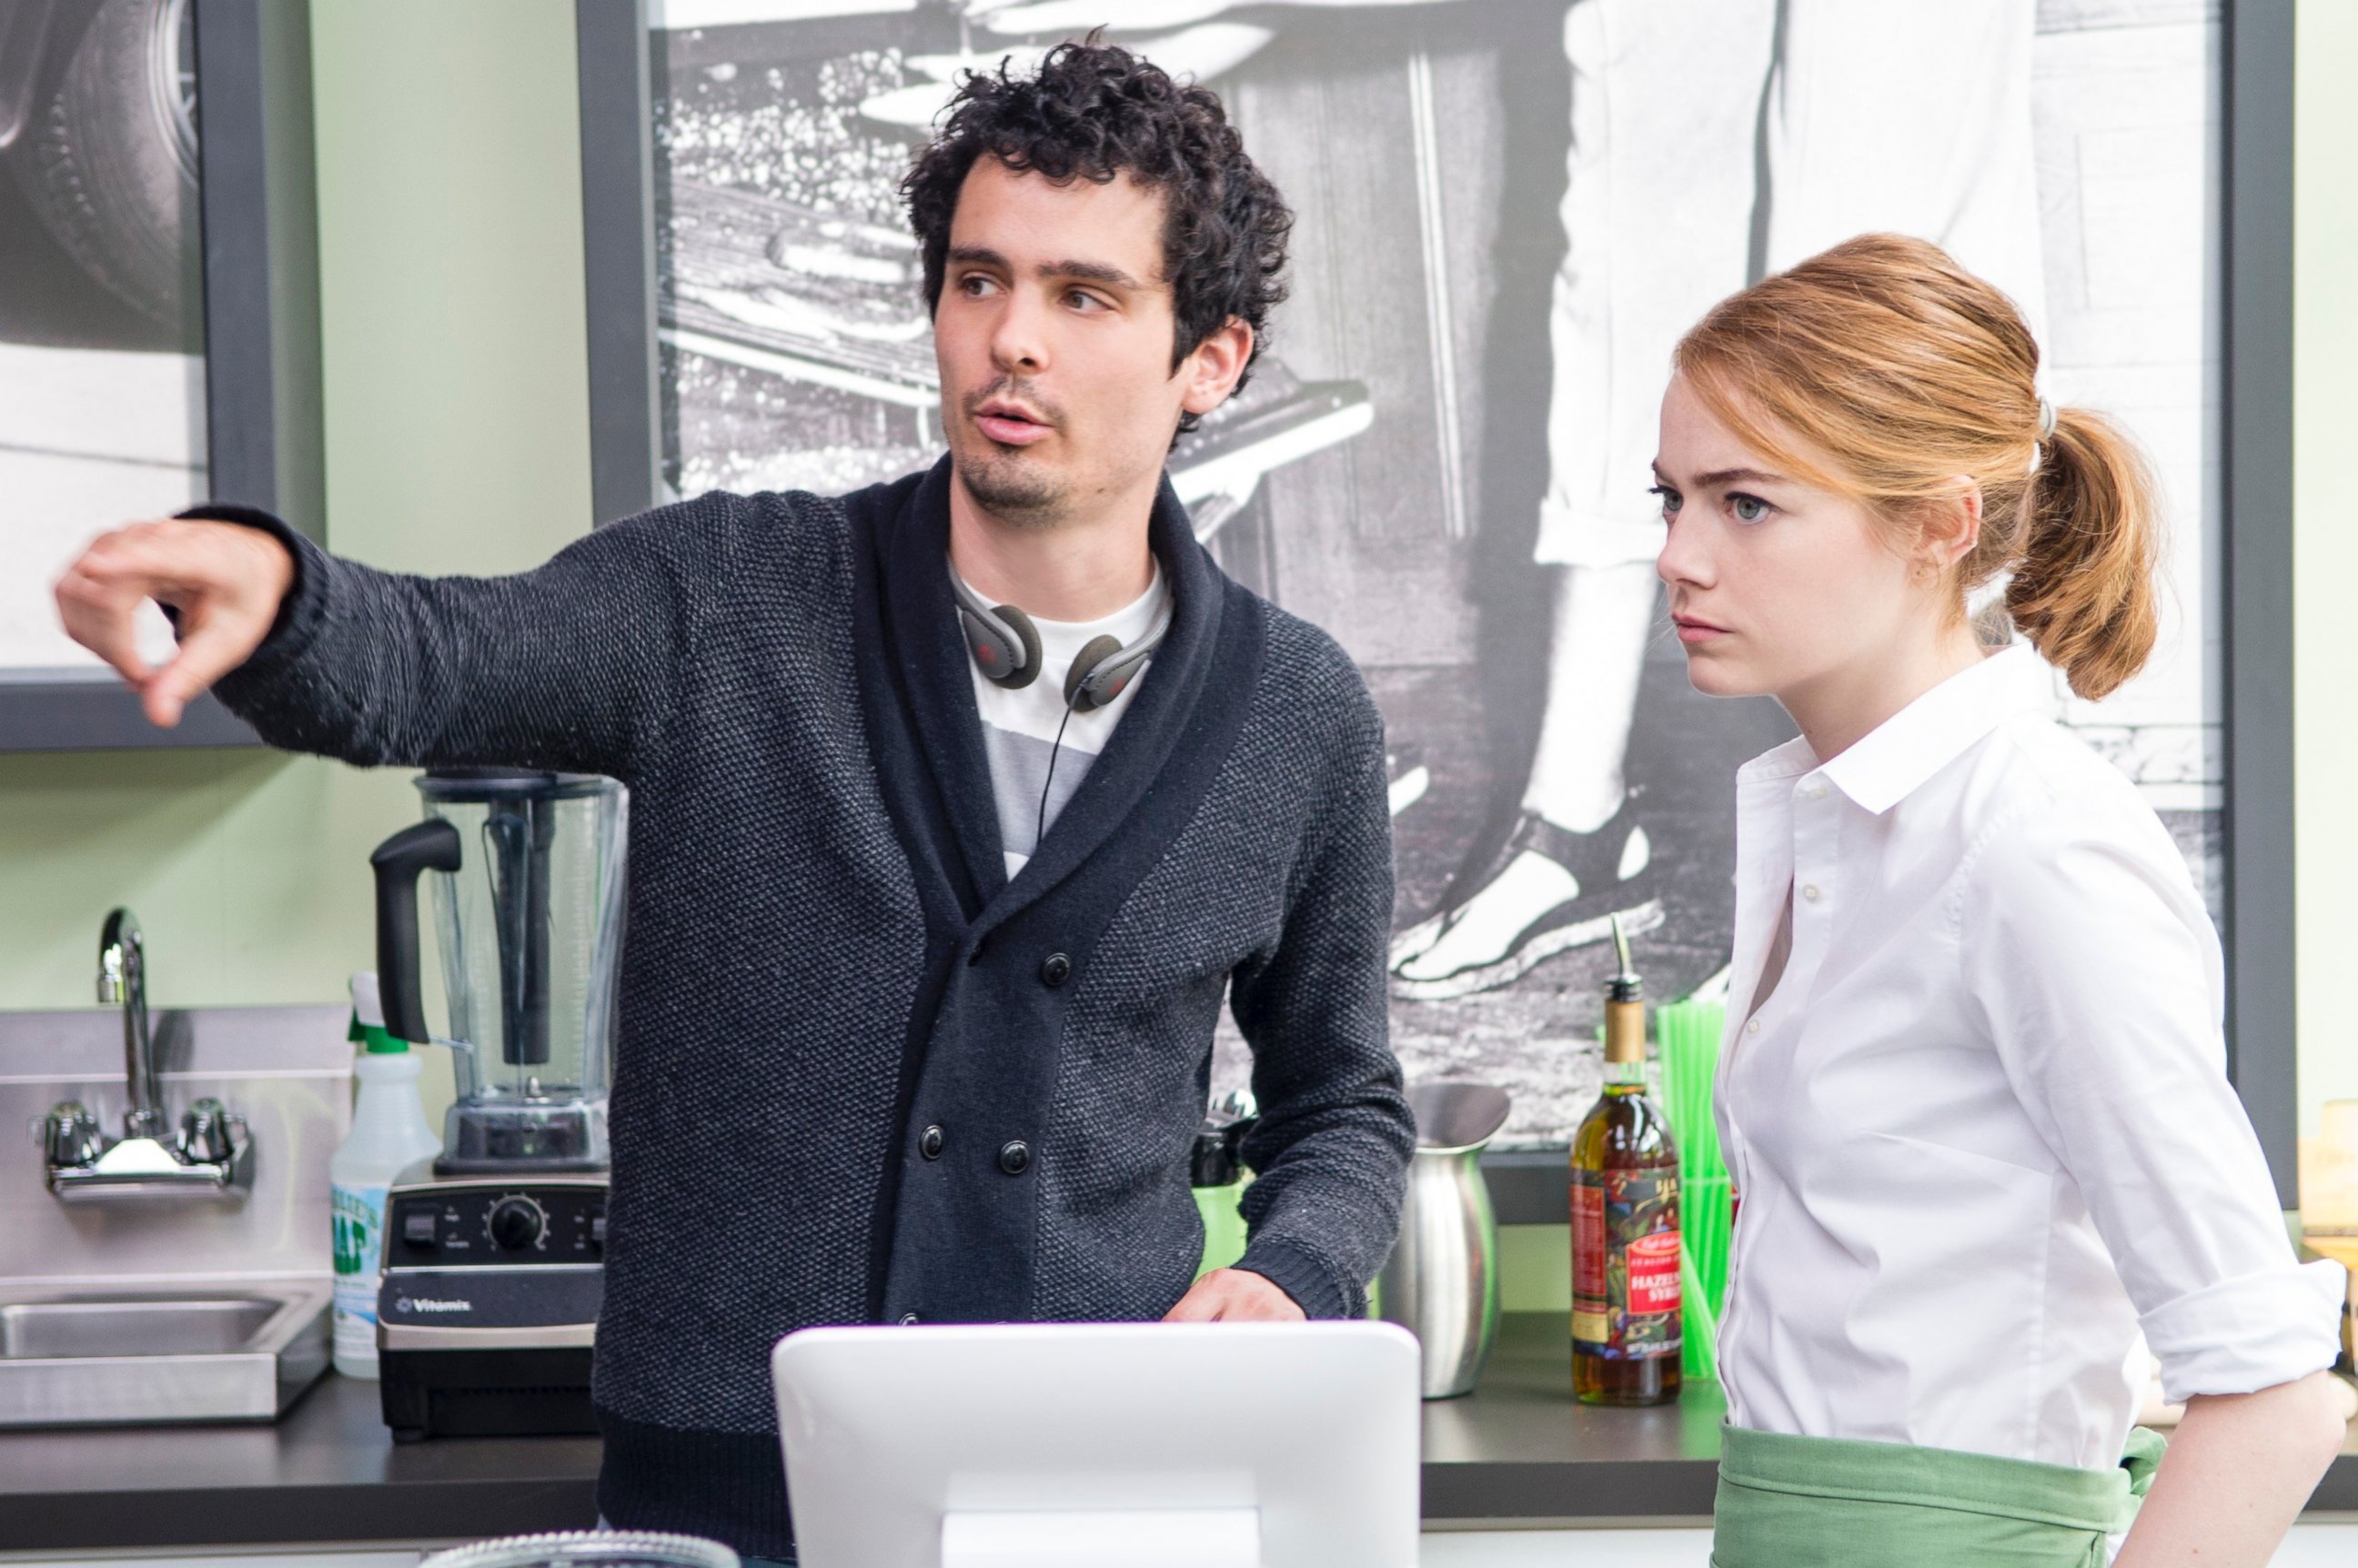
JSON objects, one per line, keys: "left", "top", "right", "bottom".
{"left": 1960, "top": 803, "right": 2346, "bottom": 1404}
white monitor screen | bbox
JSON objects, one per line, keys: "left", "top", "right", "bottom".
{"left": 772, "top": 1320, "right": 1421, "bottom": 1568}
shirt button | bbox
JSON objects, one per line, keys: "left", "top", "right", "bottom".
{"left": 920, "top": 1124, "right": 944, "bottom": 1161}
{"left": 998, "top": 1140, "right": 1032, "bottom": 1175}
{"left": 898, "top": 1312, "right": 921, "bottom": 1326}
{"left": 1040, "top": 952, "right": 1072, "bottom": 988}
{"left": 1746, "top": 1019, "right": 1760, "bottom": 1035}
{"left": 1801, "top": 884, "right": 1821, "bottom": 902}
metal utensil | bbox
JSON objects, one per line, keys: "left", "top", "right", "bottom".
{"left": 1376, "top": 1081, "right": 1514, "bottom": 1399}
{"left": 418, "top": 1532, "right": 739, "bottom": 1568}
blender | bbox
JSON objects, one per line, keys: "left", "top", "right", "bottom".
{"left": 366, "top": 769, "right": 628, "bottom": 1441}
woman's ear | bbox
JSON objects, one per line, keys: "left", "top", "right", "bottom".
{"left": 1180, "top": 317, "right": 1255, "bottom": 418}
{"left": 1919, "top": 479, "right": 1983, "bottom": 572}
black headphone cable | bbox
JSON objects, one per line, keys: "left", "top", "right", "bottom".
{"left": 1035, "top": 687, "right": 1081, "bottom": 859}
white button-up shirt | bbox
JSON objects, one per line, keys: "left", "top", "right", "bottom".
{"left": 1714, "top": 643, "right": 2345, "bottom": 1471}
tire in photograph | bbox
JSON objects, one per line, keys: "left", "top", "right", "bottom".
{"left": 5, "top": 0, "right": 201, "bottom": 349}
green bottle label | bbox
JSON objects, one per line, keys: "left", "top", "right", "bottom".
{"left": 331, "top": 1184, "right": 388, "bottom": 1326}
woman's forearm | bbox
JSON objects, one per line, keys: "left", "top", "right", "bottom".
{"left": 2111, "top": 1371, "right": 2350, "bottom": 1567}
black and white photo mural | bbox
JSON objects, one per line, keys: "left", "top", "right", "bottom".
{"left": 647, "top": 0, "right": 2225, "bottom": 1147}
{"left": 0, "top": 0, "right": 206, "bottom": 686}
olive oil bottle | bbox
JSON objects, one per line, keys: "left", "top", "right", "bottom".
{"left": 1571, "top": 917, "right": 1682, "bottom": 1405}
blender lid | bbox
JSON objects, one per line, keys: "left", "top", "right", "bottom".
{"left": 416, "top": 768, "right": 619, "bottom": 803}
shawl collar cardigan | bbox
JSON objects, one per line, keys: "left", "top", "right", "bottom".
{"left": 844, "top": 457, "right": 1264, "bottom": 1323}
{"left": 187, "top": 460, "right": 1411, "bottom": 1557}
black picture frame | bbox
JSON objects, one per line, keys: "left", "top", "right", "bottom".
{"left": 0, "top": 0, "right": 321, "bottom": 753}
{"left": 577, "top": 0, "right": 662, "bottom": 529}
{"left": 571, "top": 0, "right": 2303, "bottom": 1216}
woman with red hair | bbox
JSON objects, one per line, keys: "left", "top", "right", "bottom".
{"left": 1660, "top": 234, "right": 2349, "bottom": 1565}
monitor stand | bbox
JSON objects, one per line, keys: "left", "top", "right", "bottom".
{"left": 941, "top": 1508, "right": 1260, "bottom": 1568}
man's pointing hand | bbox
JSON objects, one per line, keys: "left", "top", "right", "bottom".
{"left": 54, "top": 518, "right": 295, "bottom": 728}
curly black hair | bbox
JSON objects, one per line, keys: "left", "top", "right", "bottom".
{"left": 902, "top": 39, "right": 1293, "bottom": 431}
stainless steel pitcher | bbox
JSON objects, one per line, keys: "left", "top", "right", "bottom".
{"left": 1376, "top": 1080, "right": 1513, "bottom": 1399}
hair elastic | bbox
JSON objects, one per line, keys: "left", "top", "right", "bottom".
{"left": 2028, "top": 397, "right": 2058, "bottom": 476}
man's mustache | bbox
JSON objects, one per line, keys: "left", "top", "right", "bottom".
{"left": 962, "top": 377, "right": 1064, "bottom": 430}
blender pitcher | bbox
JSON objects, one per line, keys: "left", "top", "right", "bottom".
{"left": 368, "top": 769, "right": 629, "bottom": 1172}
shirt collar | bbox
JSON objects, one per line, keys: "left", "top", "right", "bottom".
{"left": 1735, "top": 643, "right": 2053, "bottom": 812}
{"left": 1737, "top": 734, "right": 1820, "bottom": 787}
{"left": 1816, "top": 643, "right": 2053, "bottom": 815}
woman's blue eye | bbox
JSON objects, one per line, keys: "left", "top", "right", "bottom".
{"left": 1649, "top": 484, "right": 1681, "bottom": 518}
{"left": 1730, "top": 494, "right": 1769, "bottom": 523}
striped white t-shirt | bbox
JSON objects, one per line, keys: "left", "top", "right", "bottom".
{"left": 957, "top": 562, "right": 1167, "bottom": 879}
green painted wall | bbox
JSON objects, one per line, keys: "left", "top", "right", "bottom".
{"left": 0, "top": 0, "right": 591, "bottom": 1072}
{"left": 2295, "top": 0, "right": 2358, "bottom": 1142}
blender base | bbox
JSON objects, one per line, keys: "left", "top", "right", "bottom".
{"left": 379, "top": 1345, "right": 597, "bottom": 1442}
{"left": 376, "top": 1167, "right": 609, "bottom": 1442}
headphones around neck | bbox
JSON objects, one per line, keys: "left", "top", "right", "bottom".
{"left": 950, "top": 568, "right": 1173, "bottom": 712}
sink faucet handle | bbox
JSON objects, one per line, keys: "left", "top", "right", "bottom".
{"left": 45, "top": 1101, "right": 102, "bottom": 1168}
{"left": 179, "top": 1099, "right": 237, "bottom": 1166}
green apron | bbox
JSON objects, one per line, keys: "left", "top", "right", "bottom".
{"left": 1712, "top": 1422, "right": 2168, "bottom": 1567}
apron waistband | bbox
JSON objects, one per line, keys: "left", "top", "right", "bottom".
{"left": 1712, "top": 1423, "right": 2167, "bottom": 1568}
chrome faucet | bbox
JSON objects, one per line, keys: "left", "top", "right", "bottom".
{"left": 44, "top": 908, "right": 250, "bottom": 1202}
{"left": 98, "top": 909, "right": 166, "bottom": 1141}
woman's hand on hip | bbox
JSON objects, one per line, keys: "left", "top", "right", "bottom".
{"left": 2112, "top": 1368, "right": 2353, "bottom": 1567}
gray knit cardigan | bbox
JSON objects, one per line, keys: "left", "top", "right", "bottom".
{"left": 198, "top": 458, "right": 1413, "bottom": 1557}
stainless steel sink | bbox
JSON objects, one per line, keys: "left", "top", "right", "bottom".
{"left": 0, "top": 1295, "right": 284, "bottom": 1359}
{"left": 0, "top": 1281, "right": 330, "bottom": 1427}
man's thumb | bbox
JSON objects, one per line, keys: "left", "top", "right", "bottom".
{"left": 145, "top": 617, "right": 251, "bottom": 727}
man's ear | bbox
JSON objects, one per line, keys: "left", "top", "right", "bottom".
{"left": 1178, "top": 317, "right": 1255, "bottom": 419}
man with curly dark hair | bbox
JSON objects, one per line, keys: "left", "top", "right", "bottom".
{"left": 902, "top": 38, "right": 1294, "bottom": 440}
{"left": 55, "top": 38, "right": 1412, "bottom": 1561}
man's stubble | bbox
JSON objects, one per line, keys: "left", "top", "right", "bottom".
{"left": 953, "top": 444, "right": 1072, "bottom": 530}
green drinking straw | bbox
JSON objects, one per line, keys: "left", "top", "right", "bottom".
{"left": 1655, "top": 998, "right": 1730, "bottom": 1381}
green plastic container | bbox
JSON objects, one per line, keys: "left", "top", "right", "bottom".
{"left": 1191, "top": 1113, "right": 1255, "bottom": 1278}
{"left": 1194, "top": 1181, "right": 1250, "bottom": 1279}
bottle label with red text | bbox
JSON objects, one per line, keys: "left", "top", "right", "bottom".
{"left": 1571, "top": 1168, "right": 1681, "bottom": 1360}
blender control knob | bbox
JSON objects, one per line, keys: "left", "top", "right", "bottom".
{"left": 488, "top": 1196, "right": 547, "bottom": 1251}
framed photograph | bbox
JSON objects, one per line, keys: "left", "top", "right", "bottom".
{"left": 580, "top": 0, "right": 2296, "bottom": 1209}
{"left": 0, "top": 0, "right": 321, "bottom": 751}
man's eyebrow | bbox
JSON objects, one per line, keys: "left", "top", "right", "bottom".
{"left": 945, "top": 245, "right": 1150, "bottom": 291}
{"left": 1050, "top": 258, "right": 1150, "bottom": 288}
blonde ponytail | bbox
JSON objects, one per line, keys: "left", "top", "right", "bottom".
{"left": 1673, "top": 233, "right": 2166, "bottom": 701}
{"left": 2006, "top": 406, "right": 2162, "bottom": 700}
